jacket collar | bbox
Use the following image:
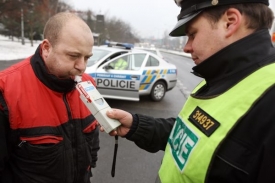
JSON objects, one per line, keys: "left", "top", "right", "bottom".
{"left": 192, "top": 29, "right": 274, "bottom": 85}
{"left": 30, "top": 45, "right": 76, "bottom": 93}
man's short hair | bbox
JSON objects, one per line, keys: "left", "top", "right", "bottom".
{"left": 43, "top": 12, "right": 83, "bottom": 47}
{"left": 203, "top": 3, "right": 274, "bottom": 31}
{"left": 170, "top": 0, "right": 271, "bottom": 36}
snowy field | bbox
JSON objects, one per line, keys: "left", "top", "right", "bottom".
{"left": 0, "top": 34, "right": 190, "bottom": 61}
{"left": 0, "top": 34, "right": 41, "bottom": 61}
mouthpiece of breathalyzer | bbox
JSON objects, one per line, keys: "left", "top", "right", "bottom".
{"left": 74, "top": 75, "right": 82, "bottom": 83}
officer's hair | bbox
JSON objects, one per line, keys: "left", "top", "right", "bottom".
{"left": 203, "top": 3, "right": 274, "bottom": 30}
{"left": 43, "top": 12, "right": 84, "bottom": 47}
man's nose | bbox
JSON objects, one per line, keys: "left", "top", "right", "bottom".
{"left": 183, "top": 40, "right": 192, "bottom": 53}
{"left": 75, "top": 57, "right": 86, "bottom": 72}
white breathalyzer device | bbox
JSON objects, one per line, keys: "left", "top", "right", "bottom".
{"left": 74, "top": 76, "right": 121, "bottom": 133}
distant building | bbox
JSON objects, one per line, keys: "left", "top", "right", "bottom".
{"left": 93, "top": 33, "right": 100, "bottom": 46}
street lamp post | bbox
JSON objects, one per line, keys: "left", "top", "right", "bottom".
{"left": 21, "top": 8, "right": 25, "bottom": 45}
{"left": 29, "top": 3, "right": 34, "bottom": 47}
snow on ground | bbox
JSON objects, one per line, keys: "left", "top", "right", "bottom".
{"left": 0, "top": 34, "right": 41, "bottom": 61}
{"left": 0, "top": 34, "right": 190, "bottom": 61}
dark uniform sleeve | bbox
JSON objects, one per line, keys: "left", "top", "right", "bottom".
{"left": 126, "top": 114, "right": 176, "bottom": 153}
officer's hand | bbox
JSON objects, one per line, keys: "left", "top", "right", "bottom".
{"left": 100, "top": 109, "right": 133, "bottom": 136}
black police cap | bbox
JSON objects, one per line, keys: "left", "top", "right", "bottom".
{"left": 169, "top": 0, "right": 269, "bottom": 37}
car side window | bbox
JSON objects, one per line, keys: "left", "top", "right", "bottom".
{"left": 109, "top": 55, "right": 129, "bottom": 70}
{"left": 145, "top": 55, "right": 159, "bottom": 67}
{"left": 129, "top": 54, "right": 146, "bottom": 70}
{"left": 98, "top": 51, "right": 128, "bottom": 67}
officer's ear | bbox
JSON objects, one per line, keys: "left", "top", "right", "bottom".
{"left": 223, "top": 8, "right": 242, "bottom": 38}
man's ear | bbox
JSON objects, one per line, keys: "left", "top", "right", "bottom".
{"left": 223, "top": 8, "right": 242, "bottom": 38}
{"left": 41, "top": 39, "right": 51, "bottom": 60}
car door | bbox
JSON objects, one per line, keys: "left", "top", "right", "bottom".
{"left": 139, "top": 54, "right": 163, "bottom": 93}
{"left": 92, "top": 53, "right": 146, "bottom": 101}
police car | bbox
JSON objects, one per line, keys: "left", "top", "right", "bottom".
{"left": 85, "top": 45, "right": 177, "bottom": 102}
{"left": 135, "top": 47, "right": 164, "bottom": 59}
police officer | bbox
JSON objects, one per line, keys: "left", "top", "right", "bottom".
{"left": 110, "top": 58, "right": 128, "bottom": 70}
{"left": 103, "top": 0, "right": 275, "bottom": 182}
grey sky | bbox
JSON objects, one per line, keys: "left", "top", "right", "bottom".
{"left": 69, "top": 0, "right": 275, "bottom": 39}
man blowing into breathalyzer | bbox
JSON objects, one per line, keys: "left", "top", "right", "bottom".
{"left": 0, "top": 12, "right": 100, "bottom": 183}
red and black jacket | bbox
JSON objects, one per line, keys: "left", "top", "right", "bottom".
{"left": 0, "top": 45, "right": 99, "bottom": 183}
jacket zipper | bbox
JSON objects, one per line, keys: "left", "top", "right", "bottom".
{"left": 63, "top": 94, "right": 78, "bottom": 183}
{"left": 18, "top": 140, "right": 26, "bottom": 147}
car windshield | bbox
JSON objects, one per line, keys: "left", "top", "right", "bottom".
{"left": 87, "top": 48, "right": 112, "bottom": 66}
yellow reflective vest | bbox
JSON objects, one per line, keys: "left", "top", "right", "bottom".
{"left": 158, "top": 63, "right": 275, "bottom": 183}
{"left": 111, "top": 58, "right": 128, "bottom": 70}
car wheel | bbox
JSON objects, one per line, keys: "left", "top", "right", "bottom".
{"left": 150, "top": 81, "right": 166, "bottom": 102}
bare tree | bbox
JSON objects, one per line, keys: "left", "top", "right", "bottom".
{"left": 105, "top": 17, "right": 139, "bottom": 44}
{"left": 0, "top": 0, "right": 73, "bottom": 44}
{"left": 0, "top": 0, "right": 139, "bottom": 45}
